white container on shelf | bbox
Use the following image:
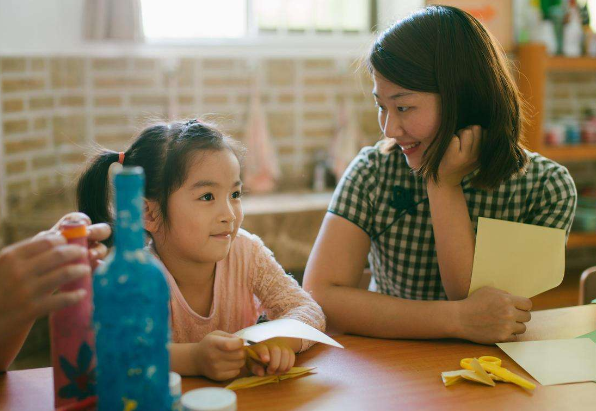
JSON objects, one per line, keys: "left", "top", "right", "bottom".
{"left": 540, "top": 20, "right": 557, "bottom": 55}
{"left": 563, "top": 7, "right": 583, "bottom": 57}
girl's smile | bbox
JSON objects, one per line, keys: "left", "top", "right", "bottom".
{"left": 210, "top": 231, "right": 232, "bottom": 241}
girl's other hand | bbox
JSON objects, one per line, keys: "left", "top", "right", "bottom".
{"left": 194, "top": 331, "right": 246, "bottom": 381}
{"left": 455, "top": 286, "right": 532, "bottom": 344}
{"left": 434, "top": 125, "right": 482, "bottom": 188}
{"left": 247, "top": 337, "right": 296, "bottom": 377}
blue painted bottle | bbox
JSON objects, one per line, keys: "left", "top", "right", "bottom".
{"left": 93, "top": 166, "right": 171, "bottom": 411}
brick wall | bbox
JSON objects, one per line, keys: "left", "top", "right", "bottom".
{"left": 1, "top": 54, "right": 595, "bottom": 273}
{"left": 0, "top": 55, "right": 379, "bottom": 221}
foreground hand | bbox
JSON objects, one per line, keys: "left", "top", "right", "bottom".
{"left": 38, "top": 212, "right": 111, "bottom": 269}
{"left": 0, "top": 233, "right": 90, "bottom": 338}
{"left": 456, "top": 286, "right": 532, "bottom": 344}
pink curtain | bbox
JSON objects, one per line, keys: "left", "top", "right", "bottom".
{"left": 243, "top": 84, "right": 280, "bottom": 193}
{"left": 329, "top": 98, "right": 362, "bottom": 181}
{"left": 83, "top": 0, "right": 144, "bottom": 41}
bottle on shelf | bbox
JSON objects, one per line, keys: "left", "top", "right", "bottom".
{"left": 563, "top": 117, "right": 582, "bottom": 145}
{"left": 563, "top": 0, "right": 584, "bottom": 57}
{"left": 581, "top": 108, "right": 596, "bottom": 144}
{"left": 93, "top": 166, "right": 171, "bottom": 411}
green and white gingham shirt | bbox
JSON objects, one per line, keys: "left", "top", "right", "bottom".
{"left": 328, "top": 142, "right": 577, "bottom": 301}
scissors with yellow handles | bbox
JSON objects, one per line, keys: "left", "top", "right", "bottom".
{"left": 460, "top": 356, "right": 536, "bottom": 390}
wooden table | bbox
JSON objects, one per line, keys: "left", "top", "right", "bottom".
{"left": 2, "top": 305, "right": 595, "bottom": 410}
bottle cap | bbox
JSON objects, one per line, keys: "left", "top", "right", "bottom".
{"left": 59, "top": 220, "right": 88, "bottom": 239}
{"left": 181, "top": 388, "right": 237, "bottom": 411}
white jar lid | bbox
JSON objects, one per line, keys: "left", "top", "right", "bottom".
{"left": 170, "top": 372, "right": 182, "bottom": 396}
{"left": 181, "top": 388, "right": 237, "bottom": 411}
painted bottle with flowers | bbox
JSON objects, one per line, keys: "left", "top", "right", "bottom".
{"left": 93, "top": 166, "right": 171, "bottom": 411}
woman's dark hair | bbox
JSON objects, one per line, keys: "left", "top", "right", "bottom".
{"left": 77, "top": 120, "right": 245, "bottom": 245}
{"left": 367, "top": 5, "right": 528, "bottom": 189}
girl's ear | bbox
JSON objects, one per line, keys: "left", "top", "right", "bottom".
{"left": 144, "top": 199, "right": 161, "bottom": 234}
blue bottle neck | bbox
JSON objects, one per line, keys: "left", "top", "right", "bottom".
{"left": 113, "top": 174, "right": 146, "bottom": 252}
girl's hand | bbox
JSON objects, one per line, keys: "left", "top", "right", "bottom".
{"left": 434, "top": 125, "right": 482, "bottom": 188}
{"left": 194, "top": 331, "right": 246, "bottom": 381}
{"left": 247, "top": 337, "right": 297, "bottom": 376}
{"left": 37, "top": 212, "right": 111, "bottom": 269}
{"left": 455, "top": 286, "right": 532, "bottom": 344}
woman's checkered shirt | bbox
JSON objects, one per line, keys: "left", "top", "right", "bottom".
{"left": 328, "top": 142, "right": 577, "bottom": 301}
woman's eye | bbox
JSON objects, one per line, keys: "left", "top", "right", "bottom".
{"left": 397, "top": 106, "right": 410, "bottom": 112}
{"left": 376, "top": 104, "right": 386, "bottom": 112}
{"left": 231, "top": 191, "right": 243, "bottom": 199}
{"left": 199, "top": 193, "right": 214, "bottom": 201}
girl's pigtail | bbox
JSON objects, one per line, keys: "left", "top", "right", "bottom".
{"left": 76, "top": 150, "right": 120, "bottom": 243}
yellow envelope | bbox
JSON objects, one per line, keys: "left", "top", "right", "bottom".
{"left": 468, "top": 217, "right": 565, "bottom": 298}
{"left": 225, "top": 367, "right": 316, "bottom": 390}
{"left": 234, "top": 319, "right": 344, "bottom": 348}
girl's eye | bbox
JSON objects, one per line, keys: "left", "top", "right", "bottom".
{"left": 397, "top": 106, "right": 410, "bottom": 112}
{"left": 199, "top": 193, "right": 214, "bottom": 201}
{"left": 375, "top": 104, "right": 386, "bottom": 112}
{"left": 231, "top": 191, "right": 243, "bottom": 199}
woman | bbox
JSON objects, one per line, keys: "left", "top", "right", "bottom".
{"left": 303, "top": 5, "right": 576, "bottom": 344}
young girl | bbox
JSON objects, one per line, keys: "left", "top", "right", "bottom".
{"left": 304, "top": 6, "right": 576, "bottom": 344}
{"left": 76, "top": 119, "right": 326, "bottom": 381}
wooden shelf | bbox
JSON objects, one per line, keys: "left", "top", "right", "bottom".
{"left": 547, "top": 56, "right": 596, "bottom": 71}
{"left": 568, "top": 232, "right": 596, "bottom": 248}
{"left": 539, "top": 145, "right": 596, "bottom": 162}
{"left": 517, "top": 44, "right": 596, "bottom": 162}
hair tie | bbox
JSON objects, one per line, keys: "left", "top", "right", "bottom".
{"left": 118, "top": 152, "right": 125, "bottom": 165}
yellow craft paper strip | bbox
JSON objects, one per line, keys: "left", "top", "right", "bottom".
{"left": 226, "top": 375, "right": 277, "bottom": 390}
{"left": 442, "top": 370, "right": 472, "bottom": 386}
{"left": 442, "top": 369, "right": 508, "bottom": 387}
{"left": 283, "top": 367, "right": 316, "bottom": 376}
{"left": 468, "top": 358, "right": 495, "bottom": 386}
{"left": 245, "top": 346, "right": 263, "bottom": 364}
{"left": 279, "top": 367, "right": 316, "bottom": 380}
{"left": 225, "top": 367, "right": 316, "bottom": 391}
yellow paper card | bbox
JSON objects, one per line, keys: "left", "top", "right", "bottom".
{"left": 468, "top": 217, "right": 565, "bottom": 298}
{"left": 235, "top": 319, "right": 344, "bottom": 348}
{"left": 497, "top": 339, "right": 596, "bottom": 385}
